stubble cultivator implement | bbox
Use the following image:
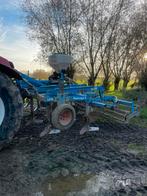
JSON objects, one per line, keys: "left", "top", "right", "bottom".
{"left": 0, "top": 54, "right": 139, "bottom": 148}
{"left": 16, "top": 54, "right": 139, "bottom": 131}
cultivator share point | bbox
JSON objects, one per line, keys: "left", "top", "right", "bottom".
{"left": 0, "top": 54, "right": 139, "bottom": 148}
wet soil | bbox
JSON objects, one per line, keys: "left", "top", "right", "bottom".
{"left": 0, "top": 114, "right": 147, "bottom": 196}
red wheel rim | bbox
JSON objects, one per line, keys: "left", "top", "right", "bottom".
{"left": 59, "top": 109, "right": 73, "bottom": 126}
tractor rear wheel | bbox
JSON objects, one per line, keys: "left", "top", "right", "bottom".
{"left": 51, "top": 104, "right": 76, "bottom": 130}
{"left": 0, "top": 73, "right": 23, "bottom": 149}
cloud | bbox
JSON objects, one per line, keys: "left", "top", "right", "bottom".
{"left": 0, "top": 24, "right": 51, "bottom": 72}
{"left": 0, "top": 1, "right": 51, "bottom": 73}
{"left": 0, "top": 0, "right": 22, "bottom": 11}
{"left": 0, "top": 18, "right": 7, "bottom": 41}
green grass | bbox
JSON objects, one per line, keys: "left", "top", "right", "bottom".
{"left": 76, "top": 79, "right": 87, "bottom": 84}
{"left": 107, "top": 88, "right": 147, "bottom": 102}
{"left": 103, "top": 79, "right": 136, "bottom": 91}
{"left": 140, "top": 106, "right": 147, "bottom": 119}
{"left": 76, "top": 78, "right": 137, "bottom": 91}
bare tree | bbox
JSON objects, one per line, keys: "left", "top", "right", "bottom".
{"left": 23, "top": 0, "right": 147, "bottom": 86}
{"left": 78, "top": 0, "right": 101, "bottom": 85}
{"left": 107, "top": 0, "right": 141, "bottom": 90}
{"left": 122, "top": 0, "right": 147, "bottom": 88}
{"left": 79, "top": 0, "right": 132, "bottom": 86}
{"left": 23, "top": 0, "right": 82, "bottom": 78}
{"left": 101, "top": 0, "right": 129, "bottom": 89}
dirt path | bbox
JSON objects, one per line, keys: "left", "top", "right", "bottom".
{"left": 0, "top": 116, "right": 147, "bottom": 196}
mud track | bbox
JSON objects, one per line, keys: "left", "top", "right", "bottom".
{"left": 0, "top": 114, "right": 147, "bottom": 196}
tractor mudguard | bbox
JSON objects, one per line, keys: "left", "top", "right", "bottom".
{"left": 0, "top": 56, "right": 22, "bottom": 79}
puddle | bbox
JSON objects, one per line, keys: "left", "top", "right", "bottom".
{"left": 41, "top": 174, "right": 92, "bottom": 196}
{"left": 40, "top": 170, "right": 147, "bottom": 196}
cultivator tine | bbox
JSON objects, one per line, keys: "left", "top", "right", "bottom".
{"left": 80, "top": 123, "right": 89, "bottom": 135}
{"left": 80, "top": 106, "right": 90, "bottom": 135}
{"left": 40, "top": 124, "right": 51, "bottom": 137}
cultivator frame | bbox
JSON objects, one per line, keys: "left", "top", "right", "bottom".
{"left": 16, "top": 63, "right": 139, "bottom": 128}
{"left": 0, "top": 53, "right": 139, "bottom": 150}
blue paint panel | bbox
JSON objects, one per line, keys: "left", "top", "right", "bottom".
{"left": 17, "top": 73, "right": 138, "bottom": 118}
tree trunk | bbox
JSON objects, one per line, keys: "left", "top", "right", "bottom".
{"left": 123, "top": 79, "right": 129, "bottom": 89}
{"left": 114, "top": 77, "right": 120, "bottom": 90}
{"left": 66, "top": 65, "right": 75, "bottom": 79}
{"left": 88, "top": 76, "right": 95, "bottom": 86}
{"left": 103, "top": 77, "right": 110, "bottom": 90}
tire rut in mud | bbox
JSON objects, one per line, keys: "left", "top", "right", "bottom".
{"left": 0, "top": 115, "right": 147, "bottom": 195}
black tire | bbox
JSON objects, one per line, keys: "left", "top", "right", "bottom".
{"left": 51, "top": 104, "right": 76, "bottom": 130}
{"left": 0, "top": 73, "right": 23, "bottom": 149}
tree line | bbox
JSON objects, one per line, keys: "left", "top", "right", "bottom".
{"left": 22, "top": 0, "right": 147, "bottom": 90}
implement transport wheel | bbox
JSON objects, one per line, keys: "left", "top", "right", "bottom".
{"left": 51, "top": 104, "right": 76, "bottom": 130}
{"left": 0, "top": 73, "right": 23, "bottom": 149}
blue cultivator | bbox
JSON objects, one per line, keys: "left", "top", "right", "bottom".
{"left": 16, "top": 54, "right": 139, "bottom": 131}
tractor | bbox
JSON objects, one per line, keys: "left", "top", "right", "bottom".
{"left": 0, "top": 56, "right": 23, "bottom": 148}
{"left": 0, "top": 54, "right": 139, "bottom": 149}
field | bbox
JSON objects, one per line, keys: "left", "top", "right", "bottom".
{"left": 0, "top": 88, "right": 147, "bottom": 196}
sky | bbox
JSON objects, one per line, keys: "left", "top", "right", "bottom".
{"left": 0, "top": 0, "right": 50, "bottom": 72}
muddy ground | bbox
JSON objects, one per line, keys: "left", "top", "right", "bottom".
{"left": 0, "top": 114, "right": 147, "bottom": 196}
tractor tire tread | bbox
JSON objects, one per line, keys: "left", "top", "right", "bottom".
{"left": 0, "top": 73, "right": 23, "bottom": 150}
